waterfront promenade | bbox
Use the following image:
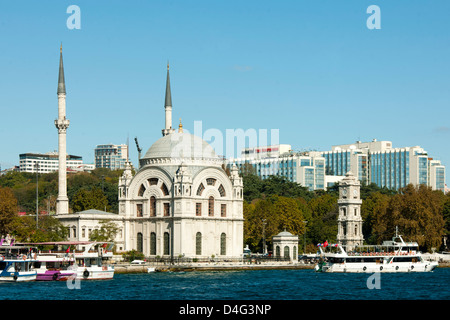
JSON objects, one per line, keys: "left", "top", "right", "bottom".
{"left": 113, "top": 260, "right": 316, "bottom": 273}
{"left": 112, "top": 253, "right": 450, "bottom": 273}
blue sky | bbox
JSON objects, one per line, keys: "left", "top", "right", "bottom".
{"left": 0, "top": 1, "right": 449, "bottom": 186}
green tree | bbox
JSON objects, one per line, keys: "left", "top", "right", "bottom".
{"left": 307, "top": 194, "right": 338, "bottom": 245}
{"left": 89, "top": 220, "right": 120, "bottom": 242}
{"left": 361, "top": 191, "right": 390, "bottom": 244}
{"left": 71, "top": 187, "right": 109, "bottom": 212}
{"left": 0, "top": 187, "right": 19, "bottom": 236}
{"left": 372, "top": 184, "right": 445, "bottom": 251}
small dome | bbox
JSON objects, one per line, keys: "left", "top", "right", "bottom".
{"left": 276, "top": 230, "right": 294, "bottom": 237}
{"left": 142, "top": 132, "right": 218, "bottom": 160}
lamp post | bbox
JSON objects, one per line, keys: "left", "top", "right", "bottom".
{"left": 303, "top": 220, "right": 308, "bottom": 254}
{"left": 262, "top": 219, "right": 267, "bottom": 254}
{"left": 35, "top": 162, "right": 39, "bottom": 228}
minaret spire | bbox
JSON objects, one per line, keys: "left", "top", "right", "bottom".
{"left": 54, "top": 45, "right": 70, "bottom": 215}
{"left": 57, "top": 43, "right": 66, "bottom": 95}
{"left": 162, "top": 61, "right": 175, "bottom": 136}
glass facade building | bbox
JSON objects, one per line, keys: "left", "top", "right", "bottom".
{"left": 94, "top": 144, "right": 129, "bottom": 170}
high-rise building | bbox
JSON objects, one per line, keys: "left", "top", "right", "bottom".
{"left": 228, "top": 145, "right": 326, "bottom": 191}
{"left": 323, "top": 139, "right": 446, "bottom": 192}
{"left": 94, "top": 144, "right": 129, "bottom": 170}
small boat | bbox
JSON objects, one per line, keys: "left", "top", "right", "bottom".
{"left": 24, "top": 241, "right": 115, "bottom": 280}
{"left": 315, "top": 229, "right": 438, "bottom": 273}
{"left": 0, "top": 237, "right": 37, "bottom": 282}
{"left": 34, "top": 250, "right": 77, "bottom": 281}
{"left": 72, "top": 241, "right": 115, "bottom": 280}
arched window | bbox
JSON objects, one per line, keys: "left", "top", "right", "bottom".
{"left": 137, "top": 233, "right": 143, "bottom": 253}
{"left": 138, "top": 184, "right": 146, "bottom": 197}
{"left": 196, "top": 232, "right": 202, "bottom": 255}
{"left": 208, "top": 197, "right": 214, "bottom": 216}
{"left": 150, "top": 196, "right": 156, "bottom": 216}
{"left": 164, "top": 232, "right": 170, "bottom": 255}
{"left": 284, "top": 246, "right": 290, "bottom": 259}
{"left": 197, "top": 183, "right": 205, "bottom": 196}
{"left": 220, "top": 233, "right": 226, "bottom": 256}
{"left": 218, "top": 184, "right": 226, "bottom": 197}
{"left": 355, "top": 224, "right": 358, "bottom": 235}
{"left": 161, "top": 183, "right": 169, "bottom": 196}
{"left": 150, "top": 232, "right": 156, "bottom": 255}
{"left": 276, "top": 246, "right": 280, "bottom": 257}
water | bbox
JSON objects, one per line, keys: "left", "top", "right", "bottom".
{"left": 1, "top": 268, "right": 449, "bottom": 301}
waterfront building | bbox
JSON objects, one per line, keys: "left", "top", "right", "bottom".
{"left": 117, "top": 64, "right": 244, "bottom": 259}
{"left": 19, "top": 152, "right": 83, "bottom": 173}
{"left": 272, "top": 230, "right": 299, "bottom": 262}
{"left": 229, "top": 146, "right": 326, "bottom": 191}
{"left": 94, "top": 144, "right": 130, "bottom": 170}
{"left": 57, "top": 209, "right": 125, "bottom": 251}
{"left": 336, "top": 172, "right": 363, "bottom": 251}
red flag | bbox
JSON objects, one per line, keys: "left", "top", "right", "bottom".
{"left": 66, "top": 245, "right": 71, "bottom": 253}
{"left": 323, "top": 240, "right": 328, "bottom": 248}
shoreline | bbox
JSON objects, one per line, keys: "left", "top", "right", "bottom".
{"left": 112, "top": 262, "right": 450, "bottom": 273}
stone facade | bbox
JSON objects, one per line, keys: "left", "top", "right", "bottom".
{"left": 336, "top": 172, "right": 364, "bottom": 251}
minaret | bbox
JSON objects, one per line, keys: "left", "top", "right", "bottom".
{"left": 54, "top": 44, "right": 70, "bottom": 215}
{"left": 162, "top": 62, "right": 175, "bottom": 136}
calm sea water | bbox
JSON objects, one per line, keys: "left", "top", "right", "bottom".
{"left": 0, "top": 268, "right": 449, "bottom": 301}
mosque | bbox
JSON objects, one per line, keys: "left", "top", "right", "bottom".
{"left": 55, "top": 49, "right": 244, "bottom": 259}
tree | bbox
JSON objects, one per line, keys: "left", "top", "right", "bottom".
{"left": 90, "top": 220, "right": 120, "bottom": 242}
{"left": 361, "top": 192, "right": 390, "bottom": 244}
{"left": 14, "top": 215, "right": 69, "bottom": 243}
{"left": 307, "top": 194, "right": 338, "bottom": 245}
{"left": 372, "top": 184, "right": 445, "bottom": 251}
{"left": 71, "top": 187, "right": 109, "bottom": 212}
{"left": 0, "top": 187, "right": 19, "bottom": 236}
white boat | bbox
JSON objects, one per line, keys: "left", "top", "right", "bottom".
{"left": 25, "top": 241, "right": 115, "bottom": 280}
{"left": 73, "top": 241, "right": 115, "bottom": 280}
{"left": 0, "top": 240, "right": 37, "bottom": 282}
{"left": 315, "top": 230, "right": 438, "bottom": 273}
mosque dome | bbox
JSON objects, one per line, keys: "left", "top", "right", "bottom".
{"left": 142, "top": 132, "right": 218, "bottom": 160}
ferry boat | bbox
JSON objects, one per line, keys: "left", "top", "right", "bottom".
{"left": 73, "top": 241, "right": 115, "bottom": 280}
{"left": 0, "top": 237, "right": 37, "bottom": 282}
{"left": 25, "top": 241, "right": 115, "bottom": 280}
{"left": 31, "top": 242, "right": 81, "bottom": 281}
{"left": 315, "top": 230, "right": 438, "bottom": 273}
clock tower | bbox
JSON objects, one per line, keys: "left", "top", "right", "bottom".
{"left": 337, "top": 172, "right": 364, "bottom": 251}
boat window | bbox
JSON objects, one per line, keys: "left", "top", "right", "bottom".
{"left": 0, "top": 262, "right": 6, "bottom": 270}
{"left": 393, "top": 257, "right": 415, "bottom": 263}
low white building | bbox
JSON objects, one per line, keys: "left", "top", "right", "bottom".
{"left": 272, "top": 230, "right": 299, "bottom": 262}
{"left": 19, "top": 152, "right": 83, "bottom": 173}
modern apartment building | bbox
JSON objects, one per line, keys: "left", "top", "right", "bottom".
{"left": 94, "top": 144, "right": 129, "bottom": 170}
{"left": 323, "top": 140, "right": 446, "bottom": 192}
{"left": 228, "top": 145, "right": 326, "bottom": 191}
{"left": 19, "top": 152, "right": 83, "bottom": 173}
